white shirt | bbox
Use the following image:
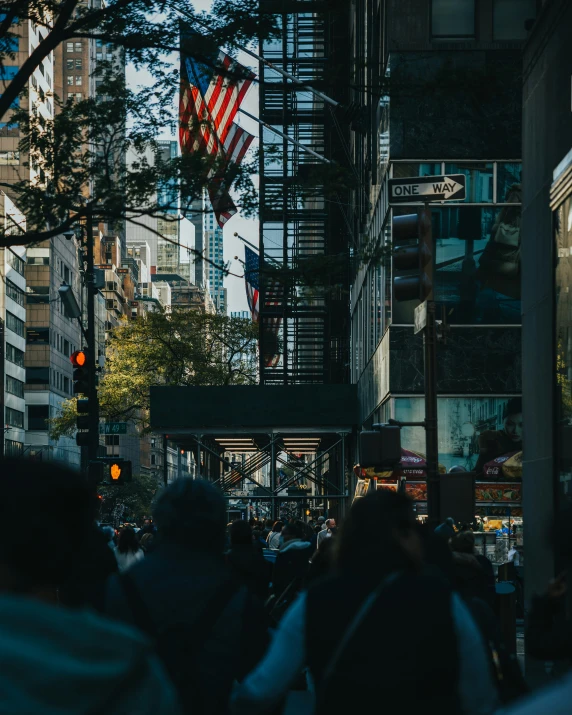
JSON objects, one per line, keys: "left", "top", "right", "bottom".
{"left": 114, "top": 547, "right": 144, "bottom": 573}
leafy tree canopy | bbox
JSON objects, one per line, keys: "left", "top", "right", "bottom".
{"left": 49, "top": 309, "right": 258, "bottom": 439}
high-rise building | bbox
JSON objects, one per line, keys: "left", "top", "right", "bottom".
{"left": 348, "top": 1, "right": 528, "bottom": 507}
{"left": 0, "top": 193, "right": 26, "bottom": 459}
{"left": 204, "top": 210, "right": 227, "bottom": 314}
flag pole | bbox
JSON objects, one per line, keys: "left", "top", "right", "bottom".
{"left": 238, "top": 108, "right": 331, "bottom": 164}
{"left": 234, "top": 232, "right": 282, "bottom": 267}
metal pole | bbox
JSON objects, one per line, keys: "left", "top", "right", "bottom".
{"left": 239, "top": 108, "right": 332, "bottom": 164}
{"left": 424, "top": 301, "right": 440, "bottom": 525}
{"left": 85, "top": 212, "right": 99, "bottom": 464}
{"left": 270, "top": 435, "right": 277, "bottom": 520}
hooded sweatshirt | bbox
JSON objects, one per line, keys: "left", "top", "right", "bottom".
{"left": 0, "top": 592, "right": 180, "bottom": 715}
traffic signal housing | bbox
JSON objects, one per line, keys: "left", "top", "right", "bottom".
{"left": 108, "top": 460, "right": 132, "bottom": 484}
{"left": 71, "top": 350, "right": 89, "bottom": 395}
{"left": 76, "top": 397, "right": 90, "bottom": 447}
{"left": 359, "top": 425, "right": 402, "bottom": 470}
{"left": 392, "top": 208, "right": 433, "bottom": 302}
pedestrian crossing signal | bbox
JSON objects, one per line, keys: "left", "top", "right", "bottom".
{"left": 107, "top": 460, "right": 132, "bottom": 484}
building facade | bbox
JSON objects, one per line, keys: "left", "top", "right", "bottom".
{"left": 348, "top": 1, "right": 532, "bottom": 510}
{"left": 521, "top": 0, "right": 572, "bottom": 636}
{"left": 204, "top": 210, "right": 227, "bottom": 313}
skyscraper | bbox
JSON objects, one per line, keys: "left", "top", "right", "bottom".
{"left": 204, "top": 209, "right": 227, "bottom": 314}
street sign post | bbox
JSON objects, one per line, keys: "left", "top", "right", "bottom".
{"left": 388, "top": 174, "right": 466, "bottom": 203}
{"left": 99, "top": 422, "right": 128, "bottom": 435}
{"left": 414, "top": 301, "right": 427, "bottom": 335}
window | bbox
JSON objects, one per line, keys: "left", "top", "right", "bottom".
{"left": 63, "top": 376, "right": 70, "bottom": 394}
{"left": 74, "top": 41, "right": 82, "bottom": 52}
{"left": 26, "top": 327, "right": 49, "bottom": 344}
{"left": 66, "top": 59, "right": 73, "bottom": 70}
{"left": 67, "top": 76, "right": 74, "bottom": 85}
{"left": 7, "top": 248, "right": 25, "bottom": 275}
{"left": 6, "top": 374, "right": 24, "bottom": 398}
{"left": 493, "top": 0, "right": 536, "bottom": 41}
{"left": 0, "top": 150, "right": 19, "bottom": 164}
{"left": 26, "top": 286, "right": 49, "bottom": 304}
{"left": 5, "top": 440, "right": 23, "bottom": 457}
{"left": 432, "top": 0, "right": 475, "bottom": 38}
{"left": 497, "top": 163, "right": 522, "bottom": 203}
{"left": 63, "top": 339, "right": 70, "bottom": 357}
{"left": 6, "top": 343, "right": 24, "bottom": 367}
{"left": 6, "top": 278, "right": 25, "bottom": 306}
{"left": 444, "top": 162, "right": 494, "bottom": 203}
{"left": 66, "top": 42, "right": 74, "bottom": 52}
{"left": 6, "top": 311, "right": 24, "bottom": 337}
{"left": 6, "top": 407, "right": 24, "bottom": 429}
{"left": 28, "top": 405, "right": 49, "bottom": 431}
{"left": 75, "top": 58, "right": 82, "bottom": 69}
{"left": 26, "top": 256, "right": 49, "bottom": 265}
{"left": 26, "top": 367, "right": 49, "bottom": 385}
{"left": 75, "top": 76, "right": 82, "bottom": 85}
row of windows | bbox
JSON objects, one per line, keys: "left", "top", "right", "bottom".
{"left": 6, "top": 374, "right": 25, "bottom": 399}
{"left": 432, "top": 0, "right": 535, "bottom": 41}
{"left": 6, "top": 342, "right": 24, "bottom": 367}
{"left": 66, "top": 42, "right": 83, "bottom": 53}
{"left": 27, "top": 286, "right": 50, "bottom": 304}
{"left": 6, "top": 406, "right": 24, "bottom": 428}
{"left": 7, "top": 248, "right": 25, "bottom": 275}
{"left": 52, "top": 370, "right": 71, "bottom": 395}
{"left": 66, "top": 75, "right": 83, "bottom": 86}
{"left": 5, "top": 439, "right": 23, "bottom": 457}
{"left": 66, "top": 58, "right": 83, "bottom": 70}
{"left": 6, "top": 278, "right": 25, "bottom": 306}
{"left": 6, "top": 311, "right": 25, "bottom": 337}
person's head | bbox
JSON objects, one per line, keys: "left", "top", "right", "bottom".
{"left": 281, "top": 520, "right": 306, "bottom": 543}
{"left": 503, "top": 398, "right": 522, "bottom": 443}
{"left": 264, "top": 519, "right": 273, "bottom": 530}
{"left": 0, "top": 459, "right": 94, "bottom": 597}
{"left": 140, "top": 532, "right": 154, "bottom": 550}
{"left": 101, "top": 526, "right": 115, "bottom": 543}
{"left": 152, "top": 478, "right": 226, "bottom": 553}
{"left": 317, "top": 516, "right": 325, "bottom": 525}
{"left": 451, "top": 530, "right": 475, "bottom": 555}
{"left": 272, "top": 520, "right": 284, "bottom": 533}
{"left": 117, "top": 526, "right": 139, "bottom": 554}
{"left": 336, "top": 490, "right": 423, "bottom": 578}
{"left": 326, "top": 518, "right": 336, "bottom": 530}
{"left": 229, "top": 519, "right": 253, "bottom": 546}
{"left": 143, "top": 518, "right": 151, "bottom": 527}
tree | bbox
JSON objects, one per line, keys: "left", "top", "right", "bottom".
{"left": 0, "top": 0, "right": 277, "bottom": 248}
{"left": 49, "top": 309, "right": 258, "bottom": 438}
{"left": 98, "top": 472, "right": 158, "bottom": 526}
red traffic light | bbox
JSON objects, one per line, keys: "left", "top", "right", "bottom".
{"left": 70, "top": 350, "right": 87, "bottom": 367}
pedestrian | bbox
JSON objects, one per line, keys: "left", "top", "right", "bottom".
{"left": 114, "top": 526, "right": 144, "bottom": 572}
{"left": 435, "top": 516, "right": 456, "bottom": 540}
{"left": 137, "top": 517, "right": 156, "bottom": 543}
{"left": 0, "top": 458, "right": 180, "bottom": 715}
{"left": 226, "top": 520, "right": 271, "bottom": 601}
{"left": 252, "top": 528, "right": 268, "bottom": 550}
{"left": 140, "top": 531, "right": 156, "bottom": 554}
{"left": 232, "top": 490, "right": 499, "bottom": 715}
{"left": 508, "top": 543, "right": 520, "bottom": 565}
{"left": 105, "top": 478, "right": 268, "bottom": 715}
{"left": 316, "top": 518, "right": 336, "bottom": 548}
{"left": 266, "top": 520, "right": 284, "bottom": 550}
{"left": 450, "top": 530, "right": 495, "bottom": 609}
{"left": 262, "top": 518, "right": 273, "bottom": 541}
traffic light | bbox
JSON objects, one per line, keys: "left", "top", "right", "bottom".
{"left": 108, "top": 460, "right": 132, "bottom": 484}
{"left": 70, "top": 350, "right": 89, "bottom": 395}
{"left": 392, "top": 207, "right": 433, "bottom": 302}
{"left": 359, "top": 425, "right": 402, "bottom": 470}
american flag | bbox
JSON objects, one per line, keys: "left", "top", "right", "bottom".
{"left": 243, "top": 245, "right": 282, "bottom": 367}
{"left": 180, "top": 29, "right": 255, "bottom": 227}
{"left": 244, "top": 246, "right": 260, "bottom": 321}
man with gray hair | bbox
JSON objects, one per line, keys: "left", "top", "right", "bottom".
{"left": 105, "top": 478, "right": 268, "bottom": 715}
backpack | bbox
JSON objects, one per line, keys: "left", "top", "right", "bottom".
{"left": 120, "top": 572, "right": 240, "bottom": 714}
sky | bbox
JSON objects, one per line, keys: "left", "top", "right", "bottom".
{"left": 126, "top": 0, "right": 258, "bottom": 314}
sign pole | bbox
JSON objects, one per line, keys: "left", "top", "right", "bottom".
{"left": 422, "top": 203, "right": 440, "bottom": 526}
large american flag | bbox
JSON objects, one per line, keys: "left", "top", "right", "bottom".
{"left": 180, "top": 29, "right": 255, "bottom": 227}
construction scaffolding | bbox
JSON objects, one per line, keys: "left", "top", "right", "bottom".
{"left": 258, "top": 0, "right": 351, "bottom": 385}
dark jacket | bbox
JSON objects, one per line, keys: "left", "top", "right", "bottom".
{"left": 226, "top": 544, "right": 271, "bottom": 601}
{"left": 526, "top": 594, "right": 572, "bottom": 661}
{"left": 305, "top": 569, "right": 460, "bottom": 715}
{"left": 452, "top": 551, "right": 494, "bottom": 608}
{"left": 272, "top": 539, "right": 313, "bottom": 598}
{"left": 105, "top": 543, "right": 268, "bottom": 715}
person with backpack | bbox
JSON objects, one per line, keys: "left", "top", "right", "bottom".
{"left": 232, "top": 491, "right": 498, "bottom": 715}
{"left": 105, "top": 478, "right": 269, "bottom": 715}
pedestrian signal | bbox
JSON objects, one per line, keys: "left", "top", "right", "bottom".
{"left": 107, "top": 460, "right": 132, "bottom": 484}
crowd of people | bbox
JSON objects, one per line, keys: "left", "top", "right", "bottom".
{"left": 1, "top": 456, "right": 571, "bottom": 714}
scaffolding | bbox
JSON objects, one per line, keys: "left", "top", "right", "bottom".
{"left": 259, "top": 0, "right": 351, "bottom": 385}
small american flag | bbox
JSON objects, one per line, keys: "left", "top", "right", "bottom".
{"left": 180, "top": 28, "right": 255, "bottom": 227}
{"left": 244, "top": 246, "right": 260, "bottom": 321}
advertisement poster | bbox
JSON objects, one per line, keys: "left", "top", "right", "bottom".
{"left": 394, "top": 396, "right": 522, "bottom": 477}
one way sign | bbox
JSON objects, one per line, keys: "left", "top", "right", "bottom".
{"left": 388, "top": 174, "right": 466, "bottom": 203}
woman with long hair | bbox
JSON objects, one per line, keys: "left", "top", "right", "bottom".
{"left": 266, "top": 521, "right": 284, "bottom": 550}
{"left": 114, "top": 526, "right": 144, "bottom": 572}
